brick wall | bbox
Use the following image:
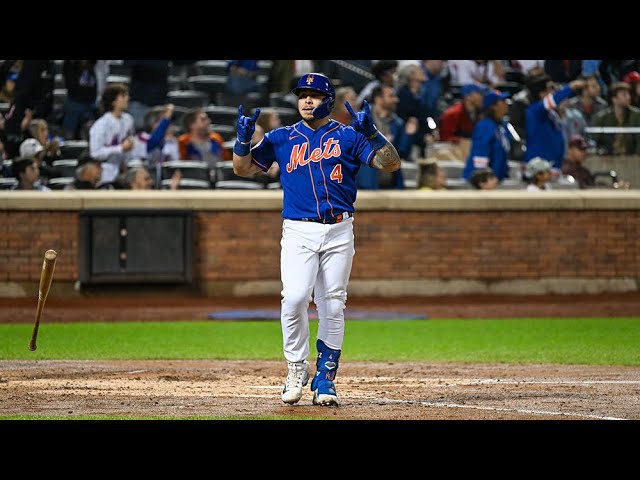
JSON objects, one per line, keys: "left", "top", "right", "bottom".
{"left": 1, "top": 200, "right": 638, "bottom": 296}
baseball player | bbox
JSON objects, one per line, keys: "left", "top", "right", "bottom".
{"left": 233, "top": 72, "right": 401, "bottom": 406}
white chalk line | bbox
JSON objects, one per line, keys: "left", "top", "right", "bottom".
{"left": 371, "top": 397, "right": 627, "bottom": 420}
{"left": 470, "top": 379, "right": 640, "bottom": 385}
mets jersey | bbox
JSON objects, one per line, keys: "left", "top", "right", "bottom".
{"left": 251, "top": 119, "right": 375, "bottom": 220}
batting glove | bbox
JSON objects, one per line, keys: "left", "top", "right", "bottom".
{"left": 345, "top": 100, "right": 388, "bottom": 150}
{"left": 234, "top": 105, "right": 261, "bottom": 156}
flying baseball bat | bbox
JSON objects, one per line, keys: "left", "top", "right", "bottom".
{"left": 28, "top": 249, "right": 57, "bottom": 351}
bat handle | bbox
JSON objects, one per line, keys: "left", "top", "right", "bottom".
{"left": 28, "top": 338, "right": 37, "bottom": 351}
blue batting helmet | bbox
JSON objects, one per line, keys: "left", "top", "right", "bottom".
{"left": 291, "top": 72, "right": 335, "bottom": 119}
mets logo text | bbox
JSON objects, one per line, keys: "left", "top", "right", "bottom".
{"left": 286, "top": 139, "right": 342, "bottom": 173}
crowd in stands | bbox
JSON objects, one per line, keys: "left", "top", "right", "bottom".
{"left": 0, "top": 59, "right": 637, "bottom": 192}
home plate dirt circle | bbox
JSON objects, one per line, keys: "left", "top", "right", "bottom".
{"left": 1, "top": 359, "right": 638, "bottom": 419}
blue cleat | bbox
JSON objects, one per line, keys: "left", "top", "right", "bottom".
{"left": 311, "top": 339, "right": 341, "bottom": 406}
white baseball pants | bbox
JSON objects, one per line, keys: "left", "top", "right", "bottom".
{"left": 279, "top": 218, "right": 355, "bottom": 363}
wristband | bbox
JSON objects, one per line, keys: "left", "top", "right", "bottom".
{"left": 367, "top": 130, "right": 388, "bottom": 151}
{"left": 233, "top": 139, "right": 251, "bottom": 156}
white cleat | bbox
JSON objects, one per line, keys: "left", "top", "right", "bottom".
{"left": 281, "top": 360, "right": 310, "bottom": 404}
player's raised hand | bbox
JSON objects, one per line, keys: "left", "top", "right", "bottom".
{"left": 237, "top": 105, "right": 261, "bottom": 143}
{"left": 345, "top": 100, "right": 378, "bottom": 138}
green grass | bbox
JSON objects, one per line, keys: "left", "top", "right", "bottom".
{"left": 1, "top": 318, "right": 639, "bottom": 365}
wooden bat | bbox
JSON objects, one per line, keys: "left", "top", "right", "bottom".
{"left": 28, "top": 249, "right": 57, "bottom": 351}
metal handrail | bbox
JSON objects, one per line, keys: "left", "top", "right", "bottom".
{"left": 328, "top": 60, "right": 375, "bottom": 80}
{"left": 584, "top": 127, "right": 640, "bottom": 134}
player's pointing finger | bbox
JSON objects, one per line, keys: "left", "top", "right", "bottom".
{"left": 238, "top": 105, "right": 244, "bottom": 118}
{"left": 344, "top": 101, "right": 357, "bottom": 118}
{"left": 362, "top": 99, "right": 371, "bottom": 116}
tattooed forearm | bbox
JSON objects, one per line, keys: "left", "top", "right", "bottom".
{"left": 371, "top": 142, "right": 401, "bottom": 172}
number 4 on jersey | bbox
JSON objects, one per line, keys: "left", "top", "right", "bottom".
{"left": 330, "top": 164, "right": 343, "bottom": 183}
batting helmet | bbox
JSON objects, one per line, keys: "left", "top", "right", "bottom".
{"left": 291, "top": 73, "right": 336, "bottom": 119}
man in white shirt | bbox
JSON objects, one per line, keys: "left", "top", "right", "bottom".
{"left": 89, "top": 83, "right": 135, "bottom": 185}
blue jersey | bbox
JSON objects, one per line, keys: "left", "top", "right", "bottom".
{"left": 463, "top": 117, "right": 513, "bottom": 181}
{"left": 251, "top": 119, "right": 375, "bottom": 220}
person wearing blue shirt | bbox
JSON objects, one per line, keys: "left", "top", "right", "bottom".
{"left": 464, "top": 89, "right": 513, "bottom": 182}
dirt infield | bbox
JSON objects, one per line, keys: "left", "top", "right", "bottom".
{"left": 1, "top": 293, "right": 639, "bottom": 420}
{"left": 1, "top": 360, "right": 638, "bottom": 420}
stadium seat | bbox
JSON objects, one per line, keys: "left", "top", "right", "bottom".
{"left": 437, "top": 160, "right": 466, "bottom": 180}
{"left": 194, "top": 60, "right": 228, "bottom": 77}
{"left": 161, "top": 178, "right": 210, "bottom": 189}
{"left": 203, "top": 106, "right": 239, "bottom": 126}
{"left": 106, "top": 75, "right": 131, "bottom": 85}
{"left": 215, "top": 180, "right": 264, "bottom": 189}
{"left": 400, "top": 161, "right": 420, "bottom": 189}
{"left": 210, "top": 124, "right": 236, "bottom": 141}
{"left": 166, "top": 90, "right": 210, "bottom": 109}
{"left": 161, "top": 160, "right": 211, "bottom": 184}
{"left": 187, "top": 75, "right": 227, "bottom": 104}
{"left": 60, "top": 140, "right": 89, "bottom": 159}
{"left": 47, "top": 177, "right": 75, "bottom": 190}
{"left": 0, "top": 177, "right": 17, "bottom": 189}
{"left": 106, "top": 60, "right": 131, "bottom": 77}
{"left": 51, "top": 159, "right": 78, "bottom": 178}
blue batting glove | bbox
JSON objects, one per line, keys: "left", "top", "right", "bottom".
{"left": 234, "top": 105, "right": 261, "bottom": 156}
{"left": 345, "top": 100, "right": 378, "bottom": 138}
{"left": 236, "top": 105, "right": 261, "bottom": 143}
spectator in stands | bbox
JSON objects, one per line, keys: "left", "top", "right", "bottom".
{"left": 2, "top": 60, "right": 54, "bottom": 159}
{"left": 447, "top": 60, "right": 505, "bottom": 87}
{"left": 356, "top": 60, "right": 398, "bottom": 108}
{"left": 62, "top": 60, "right": 98, "bottom": 140}
{"left": 561, "top": 134, "right": 595, "bottom": 189}
{"left": 10, "top": 156, "right": 51, "bottom": 191}
{"left": 590, "top": 81, "right": 640, "bottom": 155}
{"left": 420, "top": 60, "right": 447, "bottom": 128}
{"left": 0, "top": 71, "right": 18, "bottom": 104}
{"left": 439, "top": 83, "right": 485, "bottom": 143}
{"left": 225, "top": 60, "right": 260, "bottom": 96}
{"left": 125, "top": 165, "right": 180, "bottom": 190}
{"left": 132, "top": 104, "right": 179, "bottom": 163}
{"left": 525, "top": 157, "right": 553, "bottom": 191}
{"left": 557, "top": 98, "right": 587, "bottom": 152}
{"left": 524, "top": 78, "right": 585, "bottom": 169}
{"left": 509, "top": 73, "right": 553, "bottom": 142}
{"left": 419, "top": 161, "right": 447, "bottom": 190}
{"left": 463, "top": 89, "right": 513, "bottom": 183}
{"left": 509, "top": 60, "right": 545, "bottom": 78}
{"left": 89, "top": 83, "right": 135, "bottom": 186}
{"left": 622, "top": 71, "right": 640, "bottom": 109}
{"left": 469, "top": 167, "right": 499, "bottom": 190}
{"left": 18, "top": 138, "right": 52, "bottom": 182}
{"left": 566, "top": 74, "right": 608, "bottom": 125}
{"left": 29, "top": 119, "right": 63, "bottom": 165}
{"left": 395, "top": 62, "right": 428, "bottom": 157}
{"left": 123, "top": 60, "right": 171, "bottom": 132}
{"left": 356, "top": 84, "right": 416, "bottom": 190}
{"left": 330, "top": 87, "right": 358, "bottom": 125}
{"left": 64, "top": 153, "right": 109, "bottom": 190}
{"left": 178, "top": 107, "right": 230, "bottom": 170}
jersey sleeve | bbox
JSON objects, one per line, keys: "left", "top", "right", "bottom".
{"left": 352, "top": 130, "right": 376, "bottom": 167}
{"left": 250, "top": 131, "right": 277, "bottom": 172}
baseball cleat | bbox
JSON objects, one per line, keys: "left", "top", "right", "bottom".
{"left": 281, "top": 360, "right": 310, "bottom": 404}
{"left": 312, "top": 378, "right": 339, "bottom": 406}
